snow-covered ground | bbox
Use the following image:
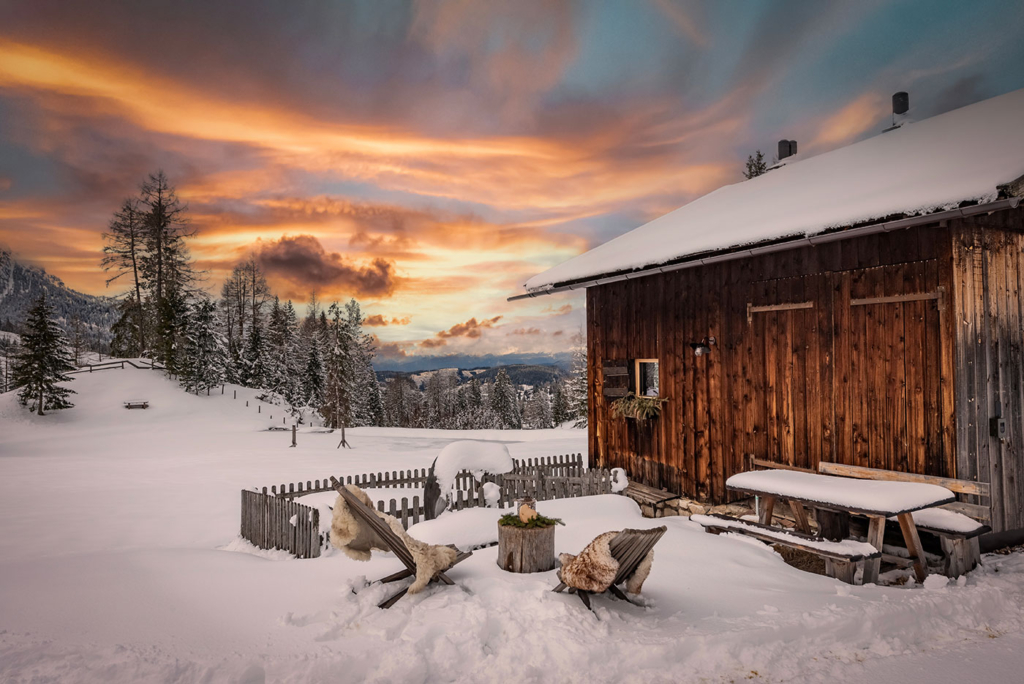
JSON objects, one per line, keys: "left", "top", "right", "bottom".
{"left": 2, "top": 366, "right": 1024, "bottom": 683}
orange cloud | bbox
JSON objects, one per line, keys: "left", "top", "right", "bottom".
{"left": 436, "top": 316, "right": 503, "bottom": 339}
{"left": 809, "top": 92, "right": 886, "bottom": 149}
{"left": 365, "top": 314, "right": 411, "bottom": 327}
{"left": 419, "top": 338, "right": 447, "bottom": 349}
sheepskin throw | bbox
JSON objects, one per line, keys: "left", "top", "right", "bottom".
{"left": 558, "top": 531, "right": 620, "bottom": 593}
{"left": 330, "top": 485, "right": 457, "bottom": 594}
{"left": 329, "top": 485, "right": 391, "bottom": 561}
{"left": 558, "top": 531, "right": 656, "bottom": 595}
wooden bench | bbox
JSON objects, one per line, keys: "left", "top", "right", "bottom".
{"left": 623, "top": 482, "right": 680, "bottom": 518}
{"left": 692, "top": 513, "right": 881, "bottom": 584}
{"left": 123, "top": 401, "right": 149, "bottom": 410}
{"left": 818, "top": 462, "right": 990, "bottom": 577}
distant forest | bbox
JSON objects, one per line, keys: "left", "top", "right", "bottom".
{"left": 1, "top": 171, "right": 588, "bottom": 430}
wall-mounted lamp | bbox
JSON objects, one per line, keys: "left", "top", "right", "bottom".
{"left": 690, "top": 336, "right": 716, "bottom": 357}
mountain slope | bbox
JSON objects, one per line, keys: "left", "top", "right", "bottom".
{"left": 0, "top": 247, "right": 116, "bottom": 346}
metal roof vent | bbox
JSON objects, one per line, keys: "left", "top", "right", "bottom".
{"left": 777, "top": 139, "right": 798, "bottom": 160}
{"left": 884, "top": 91, "right": 909, "bottom": 132}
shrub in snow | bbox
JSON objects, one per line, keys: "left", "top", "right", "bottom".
{"left": 611, "top": 468, "right": 629, "bottom": 493}
{"left": 482, "top": 482, "right": 501, "bottom": 508}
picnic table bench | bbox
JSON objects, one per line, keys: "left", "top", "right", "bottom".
{"left": 817, "top": 462, "right": 990, "bottom": 577}
{"left": 699, "top": 469, "right": 955, "bottom": 584}
{"left": 123, "top": 400, "right": 149, "bottom": 410}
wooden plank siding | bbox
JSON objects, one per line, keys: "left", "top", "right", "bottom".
{"left": 587, "top": 210, "right": 1024, "bottom": 531}
{"left": 951, "top": 210, "right": 1024, "bottom": 531}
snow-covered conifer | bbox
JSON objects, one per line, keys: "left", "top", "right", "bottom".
{"left": 178, "top": 299, "right": 225, "bottom": 395}
{"left": 489, "top": 368, "right": 522, "bottom": 429}
{"left": 12, "top": 294, "right": 76, "bottom": 415}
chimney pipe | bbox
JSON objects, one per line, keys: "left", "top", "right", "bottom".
{"left": 893, "top": 91, "right": 909, "bottom": 116}
{"left": 777, "top": 139, "right": 798, "bottom": 160}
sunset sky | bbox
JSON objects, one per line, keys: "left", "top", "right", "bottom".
{"left": 1, "top": 0, "right": 1023, "bottom": 368}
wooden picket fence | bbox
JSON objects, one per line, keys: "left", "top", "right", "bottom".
{"left": 240, "top": 489, "right": 322, "bottom": 559}
{"left": 263, "top": 453, "right": 586, "bottom": 499}
{"left": 237, "top": 453, "right": 620, "bottom": 559}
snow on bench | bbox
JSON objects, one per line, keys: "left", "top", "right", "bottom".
{"left": 123, "top": 400, "right": 149, "bottom": 409}
{"left": 726, "top": 469, "right": 955, "bottom": 517}
{"left": 691, "top": 514, "right": 880, "bottom": 562}
{"left": 893, "top": 507, "right": 987, "bottom": 538}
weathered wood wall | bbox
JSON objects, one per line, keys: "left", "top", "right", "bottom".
{"left": 587, "top": 207, "right": 1024, "bottom": 530}
{"left": 952, "top": 210, "right": 1024, "bottom": 531}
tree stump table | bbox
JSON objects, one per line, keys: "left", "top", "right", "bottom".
{"left": 497, "top": 523, "right": 556, "bottom": 573}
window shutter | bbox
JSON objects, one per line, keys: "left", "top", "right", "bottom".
{"left": 602, "top": 359, "right": 630, "bottom": 397}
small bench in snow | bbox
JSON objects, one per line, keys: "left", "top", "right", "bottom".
{"left": 123, "top": 401, "right": 149, "bottom": 410}
{"left": 691, "top": 513, "right": 880, "bottom": 584}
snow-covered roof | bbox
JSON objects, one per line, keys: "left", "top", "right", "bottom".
{"left": 522, "top": 88, "right": 1024, "bottom": 294}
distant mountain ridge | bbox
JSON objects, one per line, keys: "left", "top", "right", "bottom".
{"left": 377, "top": 363, "right": 566, "bottom": 389}
{"left": 0, "top": 247, "right": 116, "bottom": 347}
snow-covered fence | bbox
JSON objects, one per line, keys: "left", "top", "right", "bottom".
{"left": 265, "top": 453, "right": 586, "bottom": 499}
{"left": 67, "top": 359, "right": 165, "bottom": 375}
{"left": 240, "top": 490, "right": 321, "bottom": 559}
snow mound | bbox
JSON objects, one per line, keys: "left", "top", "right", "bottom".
{"left": 433, "top": 440, "right": 515, "bottom": 494}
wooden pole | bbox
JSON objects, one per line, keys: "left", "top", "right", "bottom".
{"left": 291, "top": 424, "right": 297, "bottom": 448}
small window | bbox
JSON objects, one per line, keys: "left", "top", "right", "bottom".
{"left": 635, "top": 359, "right": 660, "bottom": 397}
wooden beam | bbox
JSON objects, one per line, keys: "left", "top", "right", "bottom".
{"left": 850, "top": 291, "right": 942, "bottom": 306}
{"left": 936, "top": 500, "right": 991, "bottom": 524}
{"left": 747, "top": 301, "right": 813, "bottom": 324}
{"left": 817, "top": 461, "right": 990, "bottom": 497}
{"left": 749, "top": 457, "right": 817, "bottom": 474}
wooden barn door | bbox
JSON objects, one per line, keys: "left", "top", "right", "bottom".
{"left": 748, "top": 274, "right": 833, "bottom": 471}
{"left": 833, "top": 261, "right": 953, "bottom": 476}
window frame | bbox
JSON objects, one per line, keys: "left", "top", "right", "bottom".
{"left": 633, "top": 358, "right": 660, "bottom": 397}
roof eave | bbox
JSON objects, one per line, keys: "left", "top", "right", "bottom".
{"left": 508, "top": 197, "right": 1021, "bottom": 302}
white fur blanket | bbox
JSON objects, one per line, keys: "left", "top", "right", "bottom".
{"left": 558, "top": 531, "right": 655, "bottom": 595}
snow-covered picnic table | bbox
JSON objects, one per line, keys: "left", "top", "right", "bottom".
{"left": 726, "top": 470, "right": 955, "bottom": 517}
{"left": 726, "top": 469, "right": 957, "bottom": 584}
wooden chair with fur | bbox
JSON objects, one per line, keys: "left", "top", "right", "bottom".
{"left": 553, "top": 526, "right": 667, "bottom": 610}
{"left": 330, "top": 480, "right": 473, "bottom": 609}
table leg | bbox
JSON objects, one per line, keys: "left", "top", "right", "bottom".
{"left": 863, "top": 515, "right": 886, "bottom": 585}
{"left": 790, "top": 501, "right": 812, "bottom": 534}
{"left": 896, "top": 512, "right": 928, "bottom": 583}
{"left": 816, "top": 508, "right": 850, "bottom": 541}
{"left": 758, "top": 495, "right": 776, "bottom": 526}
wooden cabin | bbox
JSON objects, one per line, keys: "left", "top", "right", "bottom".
{"left": 513, "top": 88, "right": 1024, "bottom": 533}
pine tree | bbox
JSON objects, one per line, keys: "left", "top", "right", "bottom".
{"left": 265, "top": 297, "right": 299, "bottom": 403}
{"left": 743, "top": 150, "right": 767, "bottom": 179}
{"left": 490, "top": 368, "right": 522, "bottom": 429}
{"left": 101, "top": 198, "right": 148, "bottom": 356}
{"left": 523, "top": 387, "right": 553, "bottom": 429}
{"left": 139, "top": 171, "right": 198, "bottom": 367}
{"left": 568, "top": 332, "right": 588, "bottom": 428}
{"left": 12, "top": 294, "right": 76, "bottom": 415}
{"left": 301, "top": 328, "right": 326, "bottom": 411}
{"left": 240, "top": 321, "right": 270, "bottom": 389}
{"left": 0, "top": 335, "right": 19, "bottom": 394}
{"left": 110, "top": 295, "right": 148, "bottom": 359}
{"left": 179, "top": 299, "right": 225, "bottom": 394}
{"left": 551, "top": 381, "right": 569, "bottom": 426}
